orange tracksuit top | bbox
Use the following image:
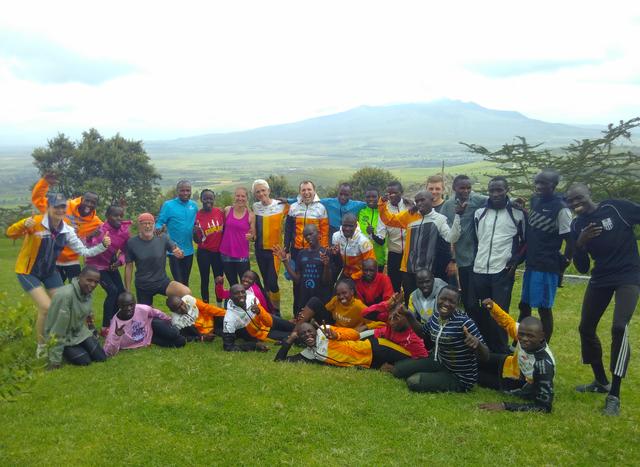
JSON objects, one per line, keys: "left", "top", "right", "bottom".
{"left": 303, "top": 326, "right": 409, "bottom": 368}
{"left": 285, "top": 196, "right": 329, "bottom": 250}
{"left": 331, "top": 225, "right": 376, "bottom": 280}
{"left": 32, "top": 178, "right": 103, "bottom": 265}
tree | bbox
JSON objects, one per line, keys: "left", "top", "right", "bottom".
{"left": 265, "top": 174, "right": 296, "bottom": 198}
{"left": 460, "top": 118, "right": 640, "bottom": 201}
{"left": 31, "top": 129, "right": 162, "bottom": 215}
{"left": 333, "top": 167, "right": 396, "bottom": 199}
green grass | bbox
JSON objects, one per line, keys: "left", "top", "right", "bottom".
{"left": 0, "top": 237, "right": 638, "bottom": 465}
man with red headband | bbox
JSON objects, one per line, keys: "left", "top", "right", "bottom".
{"left": 124, "top": 213, "right": 191, "bottom": 306}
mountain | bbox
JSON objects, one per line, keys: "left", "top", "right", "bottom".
{"left": 145, "top": 99, "right": 601, "bottom": 158}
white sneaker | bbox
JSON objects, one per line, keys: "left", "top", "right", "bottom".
{"left": 36, "top": 344, "right": 47, "bottom": 359}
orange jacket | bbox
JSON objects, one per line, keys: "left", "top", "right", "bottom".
{"left": 32, "top": 178, "right": 103, "bottom": 264}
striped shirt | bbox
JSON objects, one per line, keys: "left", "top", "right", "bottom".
{"left": 421, "top": 308, "right": 484, "bottom": 390}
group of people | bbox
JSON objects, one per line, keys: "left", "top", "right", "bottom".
{"left": 7, "top": 169, "right": 639, "bottom": 417}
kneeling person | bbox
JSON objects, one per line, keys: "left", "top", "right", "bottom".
{"left": 45, "top": 265, "right": 107, "bottom": 369}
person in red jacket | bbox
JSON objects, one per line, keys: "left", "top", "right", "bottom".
{"left": 355, "top": 259, "right": 394, "bottom": 306}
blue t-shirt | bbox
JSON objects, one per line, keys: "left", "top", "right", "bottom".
{"left": 155, "top": 198, "right": 198, "bottom": 256}
{"left": 320, "top": 198, "right": 366, "bottom": 230}
{"left": 571, "top": 199, "right": 640, "bottom": 287}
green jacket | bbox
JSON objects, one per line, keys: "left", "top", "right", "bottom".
{"left": 45, "top": 278, "right": 94, "bottom": 365}
{"left": 358, "top": 206, "right": 386, "bottom": 266}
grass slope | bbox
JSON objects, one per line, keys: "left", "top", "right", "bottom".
{"left": 0, "top": 237, "right": 638, "bottom": 466}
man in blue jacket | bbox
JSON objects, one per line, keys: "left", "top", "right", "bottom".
{"left": 155, "top": 180, "right": 198, "bottom": 287}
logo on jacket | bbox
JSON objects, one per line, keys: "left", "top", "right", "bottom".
{"left": 601, "top": 218, "right": 614, "bottom": 231}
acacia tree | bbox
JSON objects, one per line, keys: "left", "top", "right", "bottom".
{"left": 31, "top": 129, "right": 162, "bottom": 215}
{"left": 460, "top": 118, "right": 640, "bottom": 201}
{"left": 332, "top": 167, "right": 396, "bottom": 199}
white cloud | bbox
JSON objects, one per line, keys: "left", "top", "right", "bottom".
{"left": 0, "top": 0, "right": 638, "bottom": 144}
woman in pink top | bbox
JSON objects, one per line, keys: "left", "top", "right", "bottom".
{"left": 104, "top": 292, "right": 185, "bottom": 356}
{"left": 219, "top": 187, "right": 255, "bottom": 285}
{"left": 85, "top": 205, "right": 131, "bottom": 334}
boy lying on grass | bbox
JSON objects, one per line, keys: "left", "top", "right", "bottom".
{"left": 274, "top": 321, "right": 411, "bottom": 369}
{"left": 165, "top": 294, "right": 225, "bottom": 342}
{"left": 104, "top": 292, "right": 185, "bottom": 356}
{"left": 222, "top": 284, "right": 294, "bottom": 351}
{"left": 478, "top": 298, "right": 555, "bottom": 413}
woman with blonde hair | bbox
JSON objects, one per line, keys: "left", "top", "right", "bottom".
{"left": 219, "top": 186, "right": 256, "bottom": 285}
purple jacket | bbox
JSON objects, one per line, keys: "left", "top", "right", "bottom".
{"left": 86, "top": 220, "right": 132, "bottom": 271}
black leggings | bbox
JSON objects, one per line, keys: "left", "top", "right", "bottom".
{"left": 266, "top": 316, "right": 295, "bottom": 341}
{"left": 100, "top": 269, "right": 125, "bottom": 328}
{"left": 169, "top": 254, "right": 193, "bottom": 287}
{"left": 393, "top": 355, "right": 465, "bottom": 392}
{"left": 223, "top": 260, "right": 250, "bottom": 286}
{"left": 151, "top": 319, "right": 187, "bottom": 348}
{"left": 369, "top": 338, "right": 411, "bottom": 368}
{"left": 255, "top": 248, "right": 279, "bottom": 293}
{"left": 196, "top": 249, "right": 224, "bottom": 303}
{"left": 387, "top": 252, "right": 403, "bottom": 293}
{"left": 57, "top": 264, "right": 81, "bottom": 284}
{"left": 303, "top": 297, "right": 336, "bottom": 325}
{"left": 63, "top": 336, "right": 107, "bottom": 366}
{"left": 579, "top": 283, "right": 639, "bottom": 378}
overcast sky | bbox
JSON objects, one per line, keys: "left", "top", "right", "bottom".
{"left": 1, "top": 0, "right": 639, "bottom": 145}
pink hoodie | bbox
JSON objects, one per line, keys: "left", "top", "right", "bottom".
{"left": 104, "top": 304, "right": 171, "bottom": 356}
{"left": 86, "top": 220, "right": 132, "bottom": 271}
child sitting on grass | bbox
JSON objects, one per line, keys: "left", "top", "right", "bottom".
{"left": 222, "top": 284, "right": 294, "bottom": 351}
{"left": 296, "top": 277, "right": 383, "bottom": 330}
{"left": 165, "top": 294, "right": 225, "bottom": 342}
{"left": 478, "top": 298, "right": 556, "bottom": 413}
{"left": 103, "top": 292, "right": 186, "bottom": 356}
{"left": 215, "top": 270, "right": 276, "bottom": 314}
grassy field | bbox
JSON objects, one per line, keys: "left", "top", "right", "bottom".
{"left": 0, "top": 236, "right": 638, "bottom": 466}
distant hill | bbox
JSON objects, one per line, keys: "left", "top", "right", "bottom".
{"left": 145, "top": 99, "right": 601, "bottom": 159}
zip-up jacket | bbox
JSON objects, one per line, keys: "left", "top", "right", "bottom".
{"left": 378, "top": 200, "right": 461, "bottom": 273}
{"left": 284, "top": 195, "right": 329, "bottom": 250}
{"left": 31, "top": 177, "right": 103, "bottom": 265}
{"left": 331, "top": 224, "right": 376, "bottom": 279}
{"left": 275, "top": 326, "right": 409, "bottom": 368}
{"left": 375, "top": 200, "right": 407, "bottom": 254}
{"left": 171, "top": 294, "right": 225, "bottom": 333}
{"left": 85, "top": 221, "right": 132, "bottom": 270}
{"left": 473, "top": 198, "right": 526, "bottom": 274}
{"left": 44, "top": 278, "right": 95, "bottom": 365}
{"left": 7, "top": 215, "right": 106, "bottom": 277}
{"left": 422, "top": 307, "right": 484, "bottom": 390}
{"left": 253, "top": 200, "right": 289, "bottom": 251}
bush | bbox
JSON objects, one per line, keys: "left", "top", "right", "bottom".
{"left": 0, "top": 294, "right": 42, "bottom": 401}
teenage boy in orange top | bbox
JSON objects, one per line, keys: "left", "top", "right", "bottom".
{"left": 166, "top": 294, "right": 225, "bottom": 341}
{"left": 331, "top": 213, "right": 376, "bottom": 280}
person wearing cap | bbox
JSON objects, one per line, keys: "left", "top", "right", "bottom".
{"left": 31, "top": 173, "right": 102, "bottom": 283}
{"left": 124, "top": 213, "right": 191, "bottom": 306}
{"left": 7, "top": 192, "right": 111, "bottom": 357}
{"left": 154, "top": 180, "right": 198, "bottom": 287}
